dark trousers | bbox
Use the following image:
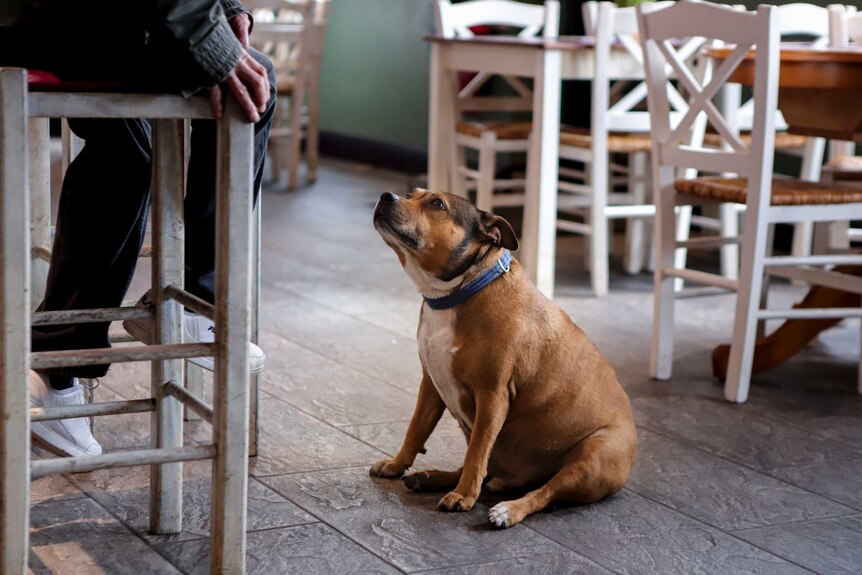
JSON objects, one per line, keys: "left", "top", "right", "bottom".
{"left": 29, "top": 49, "right": 276, "bottom": 378}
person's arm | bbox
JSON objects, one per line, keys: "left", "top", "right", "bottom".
{"left": 153, "top": 0, "right": 268, "bottom": 121}
{"left": 154, "top": 0, "right": 243, "bottom": 87}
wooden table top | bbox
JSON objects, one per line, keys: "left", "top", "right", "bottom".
{"left": 706, "top": 43, "right": 862, "bottom": 89}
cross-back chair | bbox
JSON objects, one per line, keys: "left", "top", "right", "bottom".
{"left": 640, "top": 0, "right": 862, "bottom": 403}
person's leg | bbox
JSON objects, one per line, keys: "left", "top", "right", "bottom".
{"left": 32, "top": 118, "right": 153, "bottom": 381}
{"left": 184, "top": 47, "right": 277, "bottom": 303}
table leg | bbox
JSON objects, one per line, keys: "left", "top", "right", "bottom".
{"left": 0, "top": 68, "right": 31, "bottom": 575}
{"left": 428, "top": 44, "right": 456, "bottom": 194}
{"left": 522, "top": 49, "right": 562, "bottom": 298}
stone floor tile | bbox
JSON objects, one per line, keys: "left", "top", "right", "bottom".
{"left": 261, "top": 466, "right": 568, "bottom": 573}
{"left": 768, "top": 458, "right": 862, "bottom": 511}
{"left": 734, "top": 515, "right": 862, "bottom": 575}
{"left": 155, "top": 522, "right": 400, "bottom": 575}
{"left": 68, "top": 460, "right": 315, "bottom": 543}
{"left": 249, "top": 393, "right": 387, "bottom": 477}
{"left": 340, "top": 415, "right": 467, "bottom": 473}
{"left": 627, "top": 429, "right": 855, "bottom": 530}
{"left": 29, "top": 498, "right": 181, "bottom": 575}
{"left": 524, "top": 490, "right": 811, "bottom": 575}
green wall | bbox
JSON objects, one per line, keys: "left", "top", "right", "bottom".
{"left": 319, "top": 0, "right": 436, "bottom": 155}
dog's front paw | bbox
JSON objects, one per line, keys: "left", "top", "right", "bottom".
{"left": 437, "top": 490, "right": 475, "bottom": 512}
{"left": 369, "top": 459, "right": 406, "bottom": 479}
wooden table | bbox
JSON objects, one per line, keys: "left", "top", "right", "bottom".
{"left": 708, "top": 43, "right": 862, "bottom": 141}
{"left": 425, "top": 35, "right": 644, "bottom": 297}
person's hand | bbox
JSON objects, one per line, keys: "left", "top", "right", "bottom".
{"left": 229, "top": 13, "right": 252, "bottom": 49}
{"left": 208, "top": 49, "right": 269, "bottom": 123}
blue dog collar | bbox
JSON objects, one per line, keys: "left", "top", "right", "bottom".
{"left": 424, "top": 250, "right": 512, "bottom": 310}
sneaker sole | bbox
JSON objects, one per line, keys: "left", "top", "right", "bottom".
{"left": 31, "top": 422, "right": 101, "bottom": 458}
{"left": 123, "top": 318, "right": 264, "bottom": 374}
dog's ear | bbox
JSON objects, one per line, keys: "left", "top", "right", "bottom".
{"left": 479, "top": 211, "right": 519, "bottom": 251}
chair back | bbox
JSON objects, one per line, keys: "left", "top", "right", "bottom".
{"left": 247, "top": 1, "right": 323, "bottom": 86}
{"left": 639, "top": 0, "right": 779, "bottom": 195}
{"left": 435, "top": 0, "right": 559, "bottom": 115}
{"left": 587, "top": 1, "right": 695, "bottom": 137}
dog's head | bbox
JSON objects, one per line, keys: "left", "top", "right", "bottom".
{"left": 373, "top": 188, "right": 518, "bottom": 296}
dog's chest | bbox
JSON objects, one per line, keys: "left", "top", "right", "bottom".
{"left": 417, "top": 308, "right": 472, "bottom": 430}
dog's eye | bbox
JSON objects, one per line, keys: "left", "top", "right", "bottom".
{"left": 429, "top": 198, "right": 447, "bottom": 210}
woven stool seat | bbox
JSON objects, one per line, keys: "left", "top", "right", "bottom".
{"left": 456, "top": 121, "right": 532, "bottom": 140}
{"left": 702, "top": 131, "right": 808, "bottom": 150}
{"left": 559, "top": 126, "right": 652, "bottom": 153}
{"left": 275, "top": 75, "right": 295, "bottom": 95}
{"left": 675, "top": 176, "right": 862, "bottom": 206}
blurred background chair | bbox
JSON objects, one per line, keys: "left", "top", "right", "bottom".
{"left": 249, "top": 0, "right": 330, "bottom": 191}
{"left": 435, "top": 0, "right": 559, "bottom": 214}
{"left": 556, "top": 0, "right": 683, "bottom": 296}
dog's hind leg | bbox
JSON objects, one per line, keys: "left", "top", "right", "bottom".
{"left": 487, "top": 426, "right": 635, "bottom": 529}
{"left": 403, "top": 468, "right": 463, "bottom": 492}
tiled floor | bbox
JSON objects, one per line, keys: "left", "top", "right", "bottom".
{"left": 29, "top": 159, "right": 862, "bottom": 574}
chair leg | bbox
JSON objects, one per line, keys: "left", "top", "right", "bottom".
{"left": 724, "top": 204, "right": 771, "bottom": 404}
{"left": 475, "top": 133, "right": 497, "bottom": 212}
{"left": 624, "top": 152, "right": 647, "bottom": 275}
{"left": 651, "top": 166, "right": 677, "bottom": 380}
{"left": 449, "top": 138, "right": 468, "bottom": 199}
{"left": 306, "top": 68, "right": 320, "bottom": 185}
{"left": 249, "top": 200, "right": 262, "bottom": 458}
{"left": 590, "top": 149, "right": 610, "bottom": 297}
{"left": 673, "top": 205, "right": 692, "bottom": 292}
{"left": 287, "top": 77, "right": 307, "bottom": 191}
{"left": 29, "top": 117, "right": 51, "bottom": 311}
{"left": 719, "top": 203, "right": 740, "bottom": 280}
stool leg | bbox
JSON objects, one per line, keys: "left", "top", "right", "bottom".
{"left": 29, "top": 118, "right": 51, "bottom": 311}
{"left": 211, "top": 102, "right": 253, "bottom": 574}
{"left": 249, "top": 201, "right": 261, "bottom": 458}
{"left": 0, "top": 68, "right": 31, "bottom": 575}
{"left": 149, "top": 119, "right": 185, "bottom": 534}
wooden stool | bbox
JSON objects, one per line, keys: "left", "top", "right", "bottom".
{"left": 0, "top": 68, "right": 255, "bottom": 574}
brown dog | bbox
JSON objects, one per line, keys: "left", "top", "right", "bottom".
{"left": 370, "top": 189, "right": 636, "bottom": 528}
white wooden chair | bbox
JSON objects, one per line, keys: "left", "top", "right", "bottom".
{"left": 711, "top": 3, "right": 857, "bottom": 268}
{"left": 2, "top": 69, "right": 255, "bottom": 572}
{"left": 435, "top": 0, "right": 559, "bottom": 210}
{"left": 249, "top": 0, "right": 329, "bottom": 190}
{"left": 639, "top": 0, "right": 862, "bottom": 403}
{"left": 557, "top": 0, "right": 688, "bottom": 296}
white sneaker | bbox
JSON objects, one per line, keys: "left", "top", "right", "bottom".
{"left": 29, "top": 371, "right": 102, "bottom": 458}
{"left": 123, "top": 290, "right": 265, "bottom": 373}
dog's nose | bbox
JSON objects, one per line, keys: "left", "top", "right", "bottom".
{"left": 379, "top": 192, "right": 399, "bottom": 203}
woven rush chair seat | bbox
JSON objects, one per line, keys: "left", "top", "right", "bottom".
{"left": 559, "top": 126, "right": 653, "bottom": 153}
{"left": 455, "top": 121, "right": 533, "bottom": 140}
{"left": 275, "top": 75, "right": 295, "bottom": 94}
{"left": 702, "top": 131, "right": 808, "bottom": 150}
{"left": 675, "top": 176, "right": 862, "bottom": 206}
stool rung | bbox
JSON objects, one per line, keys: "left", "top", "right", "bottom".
{"left": 31, "top": 444, "right": 217, "bottom": 480}
{"left": 164, "top": 285, "right": 214, "bottom": 320}
{"left": 32, "top": 306, "right": 151, "bottom": 327}
{"left": 163, "top": 380, "right": 213, "bottom": 423}
{"left": 31, "top": 343, "right": 214, "bottom": 370}
{"left": 31, "top": 398, "right": 155, "bottom": 422}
